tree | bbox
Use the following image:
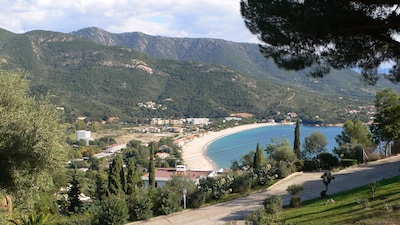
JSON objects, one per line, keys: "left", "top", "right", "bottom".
{"left": 148, "top": 142, "right": 157, "bottom": 191}
{"left": 125, "top": 157, "right": 141, "bottom": 196}
{"left": 95, "top": 172, "right": 108, "bottom": 201}
{"left": 253, "top": 143, "right": 265, "bottom": 170}
{"left": 108, "top": 154, "right": 124, "bottom": 196}
{"left": 0, "top": 69, "right": 67, "bottom": 209}
{"left": 302, "top": 132, "right": 328, "bottom": 160}
{"left": 97, "top": 195, "right": 129, "bottom": 225}
{"left": 67, "top": 170, "right": 83, "bottom": 214}
{"left": 240, "top": 1, "right": 400, "bottom": 84}
{"left": 370, "top": 89, "right": 400, "bottom": 156}
{"left": 321, "top": 170, "right": 335, "bottom": 197}
{"left": 336, "top": 119, "right": 373, "bottom": 147}
{"left": 294, "top": 120, "right": 301, "bottom": 159}
{"left": 286, "top": 184, "right": 304, "bottom": 207}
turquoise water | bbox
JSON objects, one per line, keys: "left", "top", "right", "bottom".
{"left": 206, "top": 124, "right": 343, "bottom": 169}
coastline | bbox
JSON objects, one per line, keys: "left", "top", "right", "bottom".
{"left": 181, "top": 122, "right": 283, "bottom": 171}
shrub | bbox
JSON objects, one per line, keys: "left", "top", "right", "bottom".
{"left": 97, "top": 195, "right": 129, "bottom": 225}
{"left": 245, "top": 208, "right": 269, "bottom": 225}
{"left": 341, "top": 159, "right": 358, "bottom": 167}
{"left": 127, "top": 189, "right": 153, "bottom": 221}
{"left": 263, "top": 195, "right": 282, "bottom": 215}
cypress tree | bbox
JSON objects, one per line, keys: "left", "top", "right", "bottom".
{"left": 95, "top": 172, "right": 108, "bottom": 201}
{"left": 148, "top": 142, "right": 156, "bottom": 190}
{"left": 253, "top": 143, "right": 264, "bottom": 170}
{"left": 125, "top": 157, "right": 140, "bottom": 195}
{"left": 108, "top": 154, "right": 124, "bottom": 196}
{"left": 294, "top": 119, "right": 301, "bottom": 159}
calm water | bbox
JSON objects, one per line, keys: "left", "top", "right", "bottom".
{"left": 206, "top": 124, "right": 343, "bottom": 169}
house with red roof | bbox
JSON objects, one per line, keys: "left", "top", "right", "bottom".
{"left": 141, "top": 165, "right": 216, "bottom": 188}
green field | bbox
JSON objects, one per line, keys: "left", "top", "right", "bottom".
{"left": 277, "top": 176, "right": 400, "bottom": 224}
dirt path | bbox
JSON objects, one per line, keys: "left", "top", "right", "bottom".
{"left": 127, "top": 155, "right": 400, "bottom": 225}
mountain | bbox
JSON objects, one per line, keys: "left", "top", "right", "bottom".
{"left": 0, "top": 28, "right": 375, "bottom": 123}
{"left": 71, "top": 27, "right": 398, "bottom": 99}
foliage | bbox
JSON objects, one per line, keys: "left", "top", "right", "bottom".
{"left": 253, "top": 143, "right": 265, "bottom": 170}
{"left": 245, "top": 208, "right": 269, "bottom": 225}
{"left": 127, "top": 189, "right": 153, "bottom": 221}
{"left": 317, "top": 152, "right": 339, "bottom": 170}
{"left": 369, "top": 181, "right": 379, "bottom": 200}
{"left": 148, "top": 142, "right": 156, "bottom": 191}
{"left": 94, "top": 172, "right": 108, "bottom": 202}
{"left": 107, "top": 154, "right": 124, "bottom": 196}
{"left": 9, "top": 212, "right": 55, "bottom": 225}
{"left": 153, "top": 186, "right": 182, "bottom": 215}
{"left": 336, "top": 119, "right": 373, "bottom": 147}
{"left": 294, "top": 120, "right": 301, "bottom": 159}
{"left": 125, "top": 157, "right": 141, "bottom": 196}
{"left": 370, "top": 89, "right": 400, "bottom": 156}
{"left": 333, "top": 143, "right": 364, "bottom": 163}
{"left": 302, "top": 132, "right": 328, "bottom": 160}
{"left": 240, "top": 0, "right": 400, "bottom": 84}
{"left": 263, "top": 195, "right": 283, "bottom": 216}
{"left": 97, "top": 195, "right": 129, "bottom": 225}
{"left": 321, "top": 170, "right": 335, "bottom": 194}
{"left": 286, "top": 184, "right": 304, "bottom": 207}
{"left": 67, "top": 170, "right": 83, "bottom": 214}
{"left": 0, "top": 29, "right": 377, "bottom": 124}
{"left": 0, "top": 69, "right": 67, "bottom": 208}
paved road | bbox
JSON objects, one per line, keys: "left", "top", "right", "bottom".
{"left": 127, "top": 155, "right": 400, "bottom": 225}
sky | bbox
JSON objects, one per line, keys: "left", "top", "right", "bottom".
{"left": 0, "top": 0, "right": 259, "bottom": 43}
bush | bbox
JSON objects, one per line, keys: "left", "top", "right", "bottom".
{"left": 231, "top": 172, "right": 251, "bottom": 194}
{"left": 97, "top": 195, "right": 129, "bottom": 225}
{"left": 245, "top": 208, "right": 269, "bottom": 225}
{"left": 263, "top": 195, "right": 282, "bottom": 215}
{"left": 153, "top": 186, "right": 182, "bottom": 215}
{"left": 341, "top": 159, "right": 358, "bottom": 167}
{"left": 127, "top": 189, "right": 153, "bottom": 221}
{"left": 290, "top": 196, "right": 302, "bottom": 208}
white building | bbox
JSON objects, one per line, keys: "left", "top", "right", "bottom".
{"left": 76, "top": 130, "right": 91, "bottom": 140}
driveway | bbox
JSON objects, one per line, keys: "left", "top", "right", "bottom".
{"left": 127, "top": 155, "right": 400, "bottom": 225}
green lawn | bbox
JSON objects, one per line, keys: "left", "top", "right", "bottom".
{"left": 278, "top": 176, "right": 400, "bottom": 224}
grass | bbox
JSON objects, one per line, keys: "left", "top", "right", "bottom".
{"left": 276, "top": 176, "right": 400, "bottom": 224}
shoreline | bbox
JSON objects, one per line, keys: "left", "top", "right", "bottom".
{"left": 181, "top": 122, "right": 285, "bottom": 171}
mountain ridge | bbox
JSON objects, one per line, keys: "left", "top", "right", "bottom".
{"left": 0, "top": 27, "right": 377, "bottom": 123}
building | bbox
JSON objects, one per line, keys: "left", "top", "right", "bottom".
{"left": 75, "top": 130, "right": 93, "bottom": 145}
{"left": 105, "top": 143, "right": 127, "bottom": 153}
{"left": 141, "top": 165, "right": 216, "bottom": 188}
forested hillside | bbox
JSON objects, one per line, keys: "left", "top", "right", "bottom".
{"left": 71, "top": 27, "right": 399, "bottom": 99}
{"left": 0, "top": 28, "right": 373, "bottom": 123}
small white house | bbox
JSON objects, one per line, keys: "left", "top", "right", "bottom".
{"left": 76, "top": 130, "right": 92, "bottom": 145}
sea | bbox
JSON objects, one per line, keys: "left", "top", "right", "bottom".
{"left": 206, "top": 124, "right": 343, "bottom": 169}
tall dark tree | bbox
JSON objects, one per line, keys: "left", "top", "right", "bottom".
{"left": 95, "top": 172, "right": 108, "bottom": 201}
{"left": 294, "top": 120, "right": 301, "bottom": 159}
{"left": 253, "top": 143, "right": 265, "bottom": 170}
{"left": 240, "top": 1, "right": 400, "bottom": 84}
{"left": 125, "top": 157, "right": 141, "bottom": 195}
{"left": 67, "top": 170, "right": 83, "bottom": 213}
{"left": 148, "top": 142, "right": 156, "bottom": 190}
{"left": 108, "top": 154, "right": 124, "bottom": 196}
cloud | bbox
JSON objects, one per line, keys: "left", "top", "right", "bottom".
{"left": 0, "top": 0, "right": 258, "bottom": 43}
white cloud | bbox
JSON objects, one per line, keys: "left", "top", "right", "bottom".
{"left": 0, "top": 0, "right": 258, "bottom": 43}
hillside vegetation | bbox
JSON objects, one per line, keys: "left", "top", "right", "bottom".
{"left": 0, "top": 28, "right": 376, "bottom": 123}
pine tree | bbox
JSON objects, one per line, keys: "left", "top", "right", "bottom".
{"left": 148, "top": 142, "right": 156, "bottom": 190}
{"left": 294, "top": 120, "right": 301, "bottom": 159}
{"left": 108, "top": 154, "right": 124, "bottom": 196}
{"left": 67, "top": 170, "right": 82, "bottom": 213}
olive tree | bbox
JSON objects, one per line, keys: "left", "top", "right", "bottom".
{"left": 0, "top": 70, "right": 67, "bottom": 209}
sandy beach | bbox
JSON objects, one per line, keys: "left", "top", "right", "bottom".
{"left": 182, "top": 122, "right": 281, "bottom": 171}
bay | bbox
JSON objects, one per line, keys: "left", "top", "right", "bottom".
{"left": 206, "top": 124, "right": 343, "bottom": 169}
